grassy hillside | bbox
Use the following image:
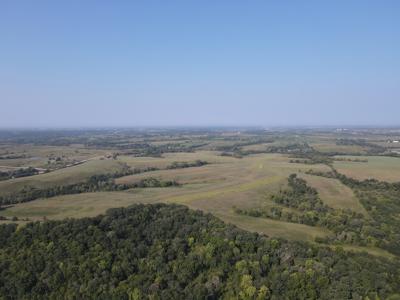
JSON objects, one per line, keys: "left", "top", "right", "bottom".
{"left": 0, "top": 159, "right": 126, "bottom": 196}
{"left": 333, "top": 156, "right": 400, "bottom": 182}
{"left": 299, "top": 173, "right": 368, "bottom": 215}
{"left": 1, "top": 153, "right": 333, "bottom": 244}
{"left": 2, "top": 129, "right": 400, "bottom": 261}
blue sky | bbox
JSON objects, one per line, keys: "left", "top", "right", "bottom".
{"left": 1, "top": 1, "right": 399, "bottom": 127}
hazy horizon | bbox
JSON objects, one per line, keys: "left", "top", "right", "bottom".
{"left": 2, "top": 1, "right": 400, "bottom": 127}
{"left": 2, "top": 125, "right": 400, "bottom": 131}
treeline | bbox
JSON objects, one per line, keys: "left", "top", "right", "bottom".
{"left": 332, "top": 157, "right": 368, "bottom": 163}
{"left": 289, "top": 154, "right": 332, "bottom": 165}
{"left": 0, "top": 175, "right": 179, "bottom": 206}
{"left": 305, "top": 168, "right": 400, "bottom": 194}
{"left": 305, "top": 168, "right": 400, "bottom": 255}
{"left": 265, "top": 143, "right": 314, "bottom": 154}
{"left": 212, "top": 139, "right": 388, "bottom": 161}
{"left": 336, "top": 138, "right": 386, "bottom": 154}
{"left": 87, "top": 141, "right": 205, "bottom": 155}
{"left": 219, "top": 143, "right": 314, "bottom": 159}
{"left": 272, "top": 174, "right": 325, "bottom": 212}
{"left": 0, "top": 160, "right": 210, "bottom": 205}
{"left": 166, "top": 160, "right": 208, "bottom": 169}
{"left": 132, "top": 160, "right": 208, "bottom": 173}
{"left": 214, "top": 138, "right": 274, "bottom": 152}
{"left": 0, "top": 203, "right": 399, "bottom": 299}
{"left": 0, "top": 167, "right": 39, "bottom": 181}
{"left": 289, "top": 152, "right": 370, "bottom": 165}
{"left": 236, "top": 174, "right": 400, "bottom": 255}
{"left": 0, "top": 154, "right": 27, "bottom": 160}
{"left": 220, "top": 151, "right": 245, "bottom": 158}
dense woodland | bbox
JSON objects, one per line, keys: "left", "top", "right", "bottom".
{"left": 1, "top": 204, "right": 400, "bottom": 299}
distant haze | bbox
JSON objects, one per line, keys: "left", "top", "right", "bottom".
{"left": 1, "top": 1, "right": 400, "bottom": 128}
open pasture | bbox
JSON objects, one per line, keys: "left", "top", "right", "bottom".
{"left": 0, "top": 159, "right": 126, "bottom": 196}
{"left": 333, "top": 156, "right": 400, "bottom": 182}
{"left": 299, "top": 173, "right": 368, "bottom": 215}
{"left": 0, "top": 144, "right": 108, "bottom": 169}
{"left": 309, "top": 141, "right": 367, "bottom": 154}
{"left": 1, "top": 128, "right": 399, "bottom": 259}
{"left": 1, "top": 152, "right": 333, "bottom": 243}
{"left": 117, "top": 151, "right": 233, "bottom": 169}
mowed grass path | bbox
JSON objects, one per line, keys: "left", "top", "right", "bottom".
{"left": 333, "top": 156, "right": 400, "bottom": 182}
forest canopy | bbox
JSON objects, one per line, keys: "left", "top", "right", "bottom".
{"left": 0, "top": 204, "right": 399, "bottom": 299}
